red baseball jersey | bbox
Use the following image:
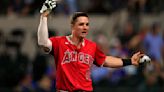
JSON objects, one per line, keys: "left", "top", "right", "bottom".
{"left": 49, "top": 36, "right": 106, "bottom": 91}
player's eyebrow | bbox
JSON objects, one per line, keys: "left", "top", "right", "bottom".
{"left": 79, "top": 23, "right": 84, "bottom": 26}
{"left": 78, "top": 22, "right": 89, "bottom": 26}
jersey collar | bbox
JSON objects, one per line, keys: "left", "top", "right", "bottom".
{"left": 66, "top": 35, "right": 85, "bottom": 47}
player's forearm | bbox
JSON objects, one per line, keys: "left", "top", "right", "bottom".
{"left": 103, "top": 56, "right": 123, "bottom": 68}
{"left": 37, "top": 15, "right": 51, "bottom": 47}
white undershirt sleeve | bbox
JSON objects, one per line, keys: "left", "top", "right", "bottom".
{"left": 37, "top": 15, "right": 52, "bottom": 53}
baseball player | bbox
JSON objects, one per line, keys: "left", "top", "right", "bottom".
{"left": 37, "top": 0, "right": 145, "bottom": 91}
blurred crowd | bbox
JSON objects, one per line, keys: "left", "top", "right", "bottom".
{"left": 0, "top": 0, "right": 164, "bottom": 92}
{"left": 0, "top": 0, "right": 164, "bottom": 17}
{"left": 91, "top": 21, "right": 164, "bottom": 92}
{"left": 0, "top": 28, "right": 57, "bottom": 92}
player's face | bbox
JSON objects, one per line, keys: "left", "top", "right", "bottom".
{"left": 72, "top": 16, "right": 89, "bottom": 38}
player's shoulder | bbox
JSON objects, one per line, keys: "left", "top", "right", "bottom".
{"left": 49, "top": 36, "right": 67, "bottom": 43}
{"left": 50, "top": 36, "right": 66, "bottom": 40}
{"left": 85, "top": 38, "right": 96, "bottom": 46}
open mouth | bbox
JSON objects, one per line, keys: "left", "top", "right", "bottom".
{"left": 82, "top": 32, "right": 87, "bottom": 33}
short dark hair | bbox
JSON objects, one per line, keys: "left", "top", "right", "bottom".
{"left": 71, "top": 12, "right": 89, "bottom": 24}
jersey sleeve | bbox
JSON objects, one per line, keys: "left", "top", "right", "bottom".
{"left": 94, "top": 45, "right": 106, "bottom": 67}
{"left": 49, "top": 37, "right": 59, "bottom": 56}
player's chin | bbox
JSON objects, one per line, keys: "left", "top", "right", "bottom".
{"left": 80, "top": 34, "right": 87, "bottom": 38}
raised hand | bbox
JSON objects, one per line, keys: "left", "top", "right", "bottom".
{"left": 40, "top": 0, "right": 57, "bottom": 14}
{"left": 131, "top": 52, "right": 145, "bottom": 66}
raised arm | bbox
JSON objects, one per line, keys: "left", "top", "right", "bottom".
{"left": 37, "top": 0, "right": 57, "bottom": 53}
{"left": 103, "top": 52, "right": 144, "bottom": 68}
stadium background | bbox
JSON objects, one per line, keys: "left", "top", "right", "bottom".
{"left": 0, "top": 0, "right": 164, "bottom": 92}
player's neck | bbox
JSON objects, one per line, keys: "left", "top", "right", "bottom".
{"left": 70, "top": 35, "right": 84, "bottom": 47}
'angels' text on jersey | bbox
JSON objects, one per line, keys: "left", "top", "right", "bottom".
{"left": 62, "top": 49, "right": 94, "bottom": 65}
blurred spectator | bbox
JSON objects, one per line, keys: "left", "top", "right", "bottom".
{"left": 127, "top": 0, "right": 152, "bottom": 15}
{"left": 53, "top": 0, "right": 78, "bottom": 15}
{"left": 108, "top": 0, "right": 128, "bottom": 12}
{"left": 0, "top": 28, "right": 30, "bottom": 91}
{"left": 0, "top": 29, "right": 5, "bottom": 88}
{"left": 32, "top": 28, "right": 57, "bottom": 92}
{"left": 77, "top": 0, "right": 91, "bottom": 12}
{"left": 91, "top": 65, "right": 110, "bottom": 84}
{"left": 32, "top": 53, "right": 52, "bottom": 92}
{"left": 0, "top": 0, "right": 10, "bottom": 15}
{"left": 143, "top": 22, "right": 164, "bottom": 65}
{"left": 0, "top": 0, "right": 163, "bottom": 16}
{"left": 88, "top": 0, "right": 110, "bottom": 14}
{"left": 109, "top": 37, "right": 138, "bottom": 86}
{"left": 22, "top": 0, "right": 34, "bottom": 16}
{"left": 65, "top": 0, "right": 78, "bottom": 14}
{"left": 137, "top": 60, "right": 164, "bottom": 92}
{"left": 109, "top": 37, "right": 128, "bottom": 58}
{"left": 120, "top": 26, "right": 151, "bottom": 79}
{"left": 13, "top": 74, "right": 33, "bottom": 92}
{"left": 137, "top": 68, "right": 160, "bottom": 92}
{"left": 93, "top": 32, "right": 109, "bottom": 54}
{"left": 31, "top": 0, "right": 44, "bottom": 15}
{"left": 0, "top": 29, "right": 5, "bottom": 54}
{"left": 137, "top": 23, "right": 164, "bottom": 91}
{"left": 117, "top": 21, "right": 137, "bottom": 55}
{"left": 10, "top": 28, "right": 30, "bottom": 91}
{"left": 159, "top": 67, "right": 164, "bottom": 91}
{"left": 7, "top": 0, "right": 34, "bottom": 17}
{"left": 127, "top": 25, "right": 150, "bottom": 53}
{"left": 9, "top": 28, "right": 26, "bottom": 49}
{"left": 0, "top": 0, "right": 164, "bottom": 16}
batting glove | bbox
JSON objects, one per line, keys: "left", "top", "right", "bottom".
{"left": 40, "top": 0, "right": 57, "bottom": 13}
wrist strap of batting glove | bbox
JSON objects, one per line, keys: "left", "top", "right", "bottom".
{"left": 122, "top": 59, "right": 132, "bottom": 66}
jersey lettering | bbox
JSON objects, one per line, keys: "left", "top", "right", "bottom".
{"left": 62, "top": 49, "right": 94, "bottom": 65}
{"left": 71, "top": 51, "right": 77, "bottom": 61}
{"left": 62, "top": 49, "right": 71, "bottom": 64}
{"left": 79, "top": 52, "right": 84, "bottom": 62}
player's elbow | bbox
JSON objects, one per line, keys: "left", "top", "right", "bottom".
{"left": 37, "top": 37, "right": 48, "bottom": 46}
{"left": 38, "top": 39, "right": 52, "bottom": 53}
{"left": 38, "top": 39, "right": 46, "bottom": 46}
